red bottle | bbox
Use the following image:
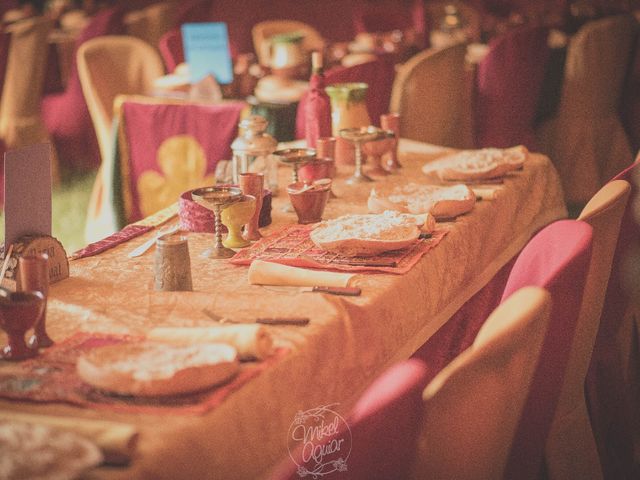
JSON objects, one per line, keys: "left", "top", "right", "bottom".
{"left": 304, "top": 51, "right": 332, "bottom": 149}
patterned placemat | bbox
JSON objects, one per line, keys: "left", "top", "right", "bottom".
{"left": 0, "top": 332, "right": 287, "bottom": 415}
{"left": 231, "top": 224, "right": 448, "bottom": 274}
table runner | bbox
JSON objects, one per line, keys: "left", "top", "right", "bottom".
{"left": 231, "top": 224, "right": 448, "bottom": 274}
{"left": 0, "top": 332, "right": 287, "bottom": 415}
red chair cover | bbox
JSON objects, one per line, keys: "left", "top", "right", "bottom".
{"left": 41, "top": 6, "right": 126, "bottom": 171}
{"left": 475, "top": 25, "right": 550, "bottom": 150}
{"left": 621, "top": 34, "right": 640, "bottom": 154}
{"left": 119, "top": 99, "right": 245, "bottom": 222}
{"left": 295, "top": 57, "right": 396, "bottom": 138}
{"left": 158, "top": 27, "right": 183, "bottom": 73}
{"left": 270, "top": 359, "right": 428, "bottom": 480}
{"left": 500, "top": 220, "right": 593, "bottom": 479}
{"left": 353, "top": 0, "right": 425, "bottom": 44}
{"left": 586, "top": 160, "right": 640, "bottom": 480}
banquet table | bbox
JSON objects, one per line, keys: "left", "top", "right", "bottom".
{"left": 0, "top": 139, "right": 567, "bottom": 479}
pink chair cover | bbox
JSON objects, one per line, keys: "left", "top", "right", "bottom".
{"left": 586, "top": 160, "right": 640, "bottom": 480}
{"left": 500, "top": 220, "right": 593, "bottom": 479}
{"left": 41, "top": 6, "right": 126, "bottom": 171}
{"left": 475, "top": 25, "right": 550, "bottom": 150}
{"left": 295, "top": 57, "right": 396, "bottom": 138}
{"left": 270, "top": 359, "right": 428, "bottom": 480}
{"left": 120, "top": 99, "right": 245, "bottom": 222}
{"left": 158, "top": 27, "right": 183, "bottom": 73}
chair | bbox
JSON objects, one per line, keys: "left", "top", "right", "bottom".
{"left": 536, "top": 15, "right": 636, "bottom": 206}
{"left": 389, "top": 42, "right": 470, "bottom": 148}
{"left": 500, "top": 219, "right": 594, "bottom": 478}
{"left": 621, "top": 33, "right": 640, "bottom": 154}
{"left": 252, "top": 19, "right": 325, "bottom": 69}
{"left": 124, "top": 1, "right": 178, "bottom": 53}
{"left": 112, "top": 95, "right": 245, "bottom": 223}
{"left": 584, "top": 170, "right": 639, "bottom": 479}
{"left": 538, "top": 180, "right": 630, "bottom": 480}
{"left": 0, "top": 16, "right": 55, "bottom": 179}
{"left": 41, "top": 6, "right": 126, "bottom": 172}
{"left": 158, "top": 27, "right": 183, "bottom": 73}
{"left": 353, "top": 0, "right": 425, "bottom": 43}
{"left": 270, "top": 359, "right": 429, "bottom": 480}
{"left": 77, "top": 35, "right": 165, "bottom": 243}
{"left": 474, "top": 25, "right": 550, "bottom": 150}
{"left": 295, "top": 56, "right": 396, "bottom": 139}
{"left": 411, "top": 286, "right": 553, "bottom": 479}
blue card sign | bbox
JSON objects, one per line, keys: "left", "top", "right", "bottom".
{"left": 181, "top": 22, "right": 234, "bottom": 85}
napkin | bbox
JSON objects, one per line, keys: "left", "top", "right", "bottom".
{"left": 248, "top": 259, "right": 355, "bottom": 288}
{"left": 147, "top": 324, "right": 273, "bottom": 361}
{"left": 0, "top": 412, "right": 138, "bottom": 465}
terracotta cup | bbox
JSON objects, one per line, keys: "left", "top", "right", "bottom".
{"left": 287, "top": 181, "right": 331, "bottom": 224}
{"left": 239, "top": 172, "right": 264, "bottom": 241}
{"left": 0, "top": 288, "right": 45, "bottom": 360}
{"left": 381, "top": 113, "right": 401, "bottom": 170}
{"left": 18, "top": 253, "right": 53, "bottom": 348}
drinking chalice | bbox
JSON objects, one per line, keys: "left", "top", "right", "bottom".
{"left": 0, "top": 288, "right": 45, "bottom": 360}
{"left": 221, "top": 194, "right": 256, "bottom": 248}
{"left": 339, "top": 126, "right": 386, "bottom": 184}
{"left": 192, "top": 186, "right": 243, "bottom": 259}
{"left": 273, "top": 148, "right": 316, "bottom": 212}
{"left": 362, "top": 129, "right": 396, "bottom": 177}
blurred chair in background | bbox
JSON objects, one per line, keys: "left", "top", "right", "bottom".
{"left": 390, "top": 42, "right": 470, "bottom": 148}
{"left": 412, "top": 287, "right": 552, "bottom": 480}
{"left": 77, "top": 35, "right": 165, "bottom": 242}
{"left": 0, "top": 15, "right": 57, "bottom": 192}
{"left": 42, "top": 6, "right": 126, "bottom": 173}
{"left": 474, "top": 25, "right": 550, "bottom": 150}
{"left": 537, "top": 15, "right": 636, "bottom": 207}
{"left": 124, "top": 1, "right": 178, "bottom": 53}
{"left": 158, "top": 26, "right": 183, "bottom": 73}
{"left": 252, "top": 19, "right": 325, "bottom": 70}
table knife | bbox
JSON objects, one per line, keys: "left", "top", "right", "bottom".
{"left": 299, "top": 286, "right": 362, "bottom": 296}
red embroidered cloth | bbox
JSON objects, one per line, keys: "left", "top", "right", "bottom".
{"left": 231, "top": 224, "right": 448, "bottom": 274}
{"left": 0, "top": 332, "right": 287, "bottom": 415}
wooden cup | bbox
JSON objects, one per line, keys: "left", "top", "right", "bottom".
{"left": 239, "top": 172, "right": 265, "bottom": 241}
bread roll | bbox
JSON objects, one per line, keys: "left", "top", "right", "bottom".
{"left": 76, "top": 342, "right": 239, "bottom": 397}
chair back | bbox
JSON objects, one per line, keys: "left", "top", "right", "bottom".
{"left": 77, "top": 35, "right": 165, "bottom": 167}
{"left": 500, "top": 219, "right": 593, "bottom": 479}
{"left": 114, "top": 95, "right": 245, "bottom": 222}
{"left": 124, "top": 1, "right": 178, "bottom": 52}
{"left": 158, "top": 27, "right": 183, "bottom": 73}
{"left": 353, "top": 0, "right": 425, "bottom": 42}
{"left": 0, "top": 28, "right": 10, "bottom": 99}
{"left": 621, "top": 34, "right": 640, "bottom": 154}
{"left": 475, "top": 25, "right": 550, "bottom": 149}
{"left": 270, "top": 359, "right": 429, "bottom": 480}
{"left": 0, "top": 16, "right": 53, "bottom": 149}
{"left": 412, "top": 287, "right": 552, "bottom": 479}
{"left": 252, "top": 19, "right": 325, "bottom": 68}
{"left": 537, "top": 15, "right": 636, "bottom": 204}
{"left": 389, "top": 42, "right": 468, "bottom": 148}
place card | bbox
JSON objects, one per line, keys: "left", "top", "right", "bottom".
{"left": 3, "top": 144, "right": 52, "bottom": 248}
{"left": 182, "top": 22, "right": 234, "bottom": 85}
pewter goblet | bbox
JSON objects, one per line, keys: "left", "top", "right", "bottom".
{"left": 273, "top": 148, "right": 316, "bottom": 212}
{"left": 192, "top": 186, "right": 243, "bottom": 259}
{"left": 0, "top": 288, "right": 45, "bottom": 360}
{"left": 339, "top": 126, "right": 386, "bottom": 184}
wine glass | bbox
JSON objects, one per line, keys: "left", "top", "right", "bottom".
{"left": 191, "top": 186, "right": 243, "bottom": 259}
{"left": 339, "top": 126, "right": 385, "bottom": 184}
{"left": 0, "top": 288, "right": 45, "bottom": 360}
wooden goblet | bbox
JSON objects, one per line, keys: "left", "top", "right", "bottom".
{"left": 0, "top": 288, "right": 45, "bottom": 360}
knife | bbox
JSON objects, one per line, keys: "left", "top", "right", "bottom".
{"left": 299, "top": 286, "right": 362, "bottom": 296}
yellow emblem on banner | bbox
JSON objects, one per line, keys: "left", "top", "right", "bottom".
{"left": 137, "top": 135, "right": 215, "bottom": 217}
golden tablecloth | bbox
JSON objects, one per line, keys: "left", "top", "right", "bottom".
{"left": 0, "top": 140, "right": 567, "bottom": 480}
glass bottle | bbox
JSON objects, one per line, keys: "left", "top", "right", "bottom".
{"left": 231, "top": 115, "right": 279, "bottom": 194}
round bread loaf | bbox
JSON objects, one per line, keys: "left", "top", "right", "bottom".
{"left": 76, "top": 342, "right": 239, "bottom": 397}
